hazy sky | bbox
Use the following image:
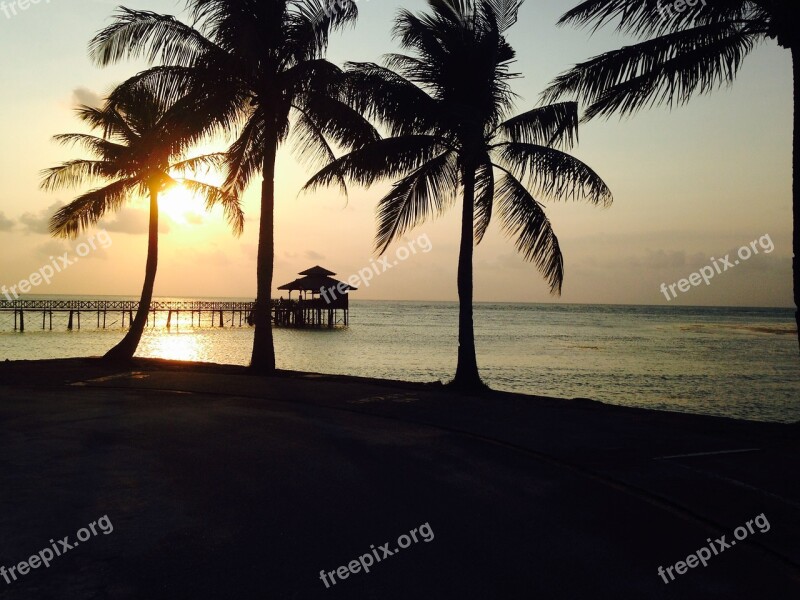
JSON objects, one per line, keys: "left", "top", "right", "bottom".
{"left": 0, "top": 0, "right": 793, "bottom": 306}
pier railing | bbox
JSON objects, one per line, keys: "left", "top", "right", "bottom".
{"left": 0, "top": 300, "right": 257, "bottom": 311}
{"left": 0, "top": 299, "right": 349, "bottom": 330}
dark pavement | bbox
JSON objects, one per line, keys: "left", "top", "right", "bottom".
{"left": 0, "top": 358, "right": 798, "bottom": 599}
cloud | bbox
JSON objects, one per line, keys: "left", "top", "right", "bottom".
{"left": 304, "top": 250, "right": 325, "bottom": 261}
{"left": 102, "top": 207, "right": 171, "bottom": 235}
{"left": 185, "top": 213, "right": 204, "bottom": 225}
{"left": 602, "top": 249, "right": 706, "bottom": 270}
{"left": 20, "top": 202, "right": 64, "bottom": 234}
{"left": 29, "top": 237, "right": 109, "bottom": 267}
{"left": 72, "top": 87, "right": 103, "bottom": 109}
{"left": 34, "top": 240, "right": 69, "bottom": 260}
{"left": 0, "top": 212, "right": 13, "bottom": 231}
{"left": 635, "top": 249, "right": 702, "bottom": 269}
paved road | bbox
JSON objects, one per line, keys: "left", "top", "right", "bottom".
{"left": 0, "top": 359, "right": 798, "bottom": 599}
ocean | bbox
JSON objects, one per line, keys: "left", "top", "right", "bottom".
{"left": 1, "top": 297, "right": 798, "bottom": 423}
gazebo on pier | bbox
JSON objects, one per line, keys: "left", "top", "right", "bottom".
{"left": 275, "top": 266, "right": 356, "bottom": 328}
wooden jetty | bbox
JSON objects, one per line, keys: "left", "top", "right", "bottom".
{"left": 0, "top": 300, "right": 256, "bottom": 331}
{"left": 0, "top": 266, "right": 356, "bottom": 332}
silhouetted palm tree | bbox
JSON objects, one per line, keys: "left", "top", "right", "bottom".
{"left": 42, "top": 87, "right": 243, "bottom": 361}
{"left": 305, "top": 0, "right": 612, "bottom": 389}
{"left": 89, "top": 0, "right": 379, "bottom": 373}
{"left": 543, "top": 0, "right": 800, "bottom": 350}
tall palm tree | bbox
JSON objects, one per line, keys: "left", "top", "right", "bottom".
{"left": 542, "top": 0, "right": 800, "bottom": 350}
{"left": 42, "top": 87, "right": 243, "bottom": 361}
{"left": 88, "top": 0, "right": 379, "bottom": 373}
{"left": 305, "top": 0, "right": 613, "bottom": 389}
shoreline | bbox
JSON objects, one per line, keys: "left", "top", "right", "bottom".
{"left": 2, "top": 356, "right": 798, "bottom": 427}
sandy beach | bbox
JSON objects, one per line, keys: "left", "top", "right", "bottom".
{"left": 0, "top": 358, "right": 798, "bottom": 598}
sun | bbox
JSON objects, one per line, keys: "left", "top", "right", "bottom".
{"left": 160, "top": 182, "right": 207, "bottom": 224}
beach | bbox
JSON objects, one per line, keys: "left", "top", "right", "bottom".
{"left": 1, "top": 358, "right": 798, "bottom": 598}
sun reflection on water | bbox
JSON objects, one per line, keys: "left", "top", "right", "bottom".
{"left": 139, "top": 331, "right": 205, "bottom": 362}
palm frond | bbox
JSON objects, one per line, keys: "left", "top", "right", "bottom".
{"left": 282, "top": 58, "right": 343, "bottom": 98}
{"left": 473, "top": 161, "right": 495, "bottom": 244}
{"left": 296, "top": 91, "right": 381, "bottom": 152}
{"left": 52, "top": 134, "right": 129, "bottom": 163}
{"left": 375, "top": 151, "right": 459, "bottom": 254}
{"left": 109, "top": 66, "right": 204, "bottom": 115}
{"left": 495, "top": 172, "right": 564, "bottom": 293}
{"left": 49, "top": 178, "right": 138, "bottom": 238}
{"left": 341, "top": 62, "right": 440, "bottom": 137}
{"left": 484, "top": 0, "right": 523, "bottom": 32}
{"left": 40, "top": 160, "right": 122, "bottom": 192}
{"left": 181, "top": 179, "right": 244, "bottom": 236}
{"left": 74, "top": 104, "right": 138, "bottom": 144}
{"left": 287, "top": 0, "right": 358, "bottom": 62}
{"left": 291, "top": 109, "right": 348, "bottom": 196}
{"left": 557, "top": 0, "right": 763, "bottom": 37}
{"left": 392, "top": 2, "right": 518, "bottom": 130}
{"left": 223, "top": 117, "right": 266, "bottom": 196}
{"left": 495, "top": 142, "right": 612, "bottom": 205}
{"left": 170, "top": 153, "right": 228, "bottom": 176}
{"left": 542, "top": 22, "right": 762, "bottom": 119}
{"left": 303, "top": 135, "right": 450, "bottom": 193}
{"left": 496, "top": 102, "right": 579, "bottom": 149}
{"left": 89, "top": 7, "right": 216, "bottom": 68}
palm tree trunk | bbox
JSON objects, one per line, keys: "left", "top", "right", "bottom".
{"left": 451, "top": 163, "right": 484, "bottom": 389}
{"left": 250, "top": 130, "right": 278, "bottom": 374}
{"left": 793, "top": 47, "right": 800, "bottom": 352}
{"left": 103, "top": 187, "right": 159, "bottom": 362}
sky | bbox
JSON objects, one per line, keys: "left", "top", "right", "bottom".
{"left": 0, "top": 0, "right": 793, "bottom": 306}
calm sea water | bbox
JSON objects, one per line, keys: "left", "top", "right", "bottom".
{"left": 1, "top": 297, "right": 798, "bottom": 423}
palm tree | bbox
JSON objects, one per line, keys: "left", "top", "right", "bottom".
{"left": 305, "top": 0, "right": 613, "bottom": 389}
{"left": 542, "top": 0, "right": 800, "bottom": 350}
{"left": 88, "top": 0, "right": 379, "bottom": 373}
{"left": 42, "top": 86, "right": 243, "bottom": 361}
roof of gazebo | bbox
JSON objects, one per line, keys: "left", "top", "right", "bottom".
{"left": 298, "top": 265, "right": 336, "bottom": 277}
{"left": 277, "top": 267, "right": 357, "bottom": 293}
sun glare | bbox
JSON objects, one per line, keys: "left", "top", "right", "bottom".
{"left": 160, "top": 183, "right": 207, "bottom": 224}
